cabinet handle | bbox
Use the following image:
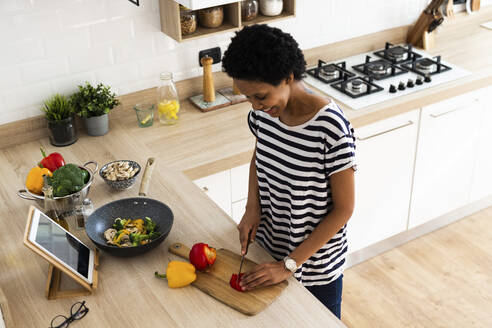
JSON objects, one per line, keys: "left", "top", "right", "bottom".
{"left": 430, "top": 107, "right": 466, "bottom": 118}
{"left": 202, "top": 186, "right": 209, "bottom": 192}
{"left": 356, "top": 120, "right": 414, "bottom": 141}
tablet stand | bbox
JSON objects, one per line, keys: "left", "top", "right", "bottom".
{"left": 45, "top": 249, "right": 99, "bottom": 300}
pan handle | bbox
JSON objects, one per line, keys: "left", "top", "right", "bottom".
{"left": 17, "top": 189, "right": 37, "bottom": 201}
{"left": 139, "top": 157, "right": 156, "bottom": 197}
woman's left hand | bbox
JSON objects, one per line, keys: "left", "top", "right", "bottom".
{"left": 239, "top": 261, "right": 291, "bottom": 291}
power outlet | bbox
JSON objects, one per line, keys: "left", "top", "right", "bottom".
{"left": 199, "top": 47, "right": 221, "bottom": 66}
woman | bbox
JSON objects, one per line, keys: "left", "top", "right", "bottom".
{"left": 222, "top": 24, "right": 356, "bottom": 319}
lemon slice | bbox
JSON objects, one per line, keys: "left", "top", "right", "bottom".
{"left": 141, "top": 114, "right": 152, "bottom": 124}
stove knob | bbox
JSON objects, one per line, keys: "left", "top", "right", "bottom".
{"left": 389, "top": 84, "right": 397, "bottom": 93}
{"left": 416, "top": 77, "right": 424, "bottom": 85}
{"left": 398, "top": 82, "right": 406, "bottom": 91}
{"left": 424, "top": 75, "right": 432, "bottom": 83}
{"left": 407, "top": 79, "right": 415, "bottom": 88}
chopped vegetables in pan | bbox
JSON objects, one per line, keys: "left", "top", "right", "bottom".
{"left": 103, "top": 217, "right": 161, "bottom": 247}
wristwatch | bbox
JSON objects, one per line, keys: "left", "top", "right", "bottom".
{"left": 283, "top": 256, "right": 298, "bottom": 273}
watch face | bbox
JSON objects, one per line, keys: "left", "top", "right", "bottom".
{"left": 285, "top": 258, "right": 296, "bottom": 271}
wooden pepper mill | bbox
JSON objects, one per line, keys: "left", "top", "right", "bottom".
{"left": 201, "top": 56, "right": 215, "bottom": 102}
{"left": 232, "top": 80, "right": 241, "bottom": 95}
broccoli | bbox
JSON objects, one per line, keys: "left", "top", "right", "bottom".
{"left": 129, "top": 231, "right": 161, "bottom": 246}
{"left": 149, "top": 231, "right": 161, "bottom": 240}
{"left": 113, "top": 218, "right": 128, "bottom": 230}
{"left": 144, "top": 217, "right": 156, "bottom": 233}
{"left": 48, "top": 164, "right": 87, "bottom": 197}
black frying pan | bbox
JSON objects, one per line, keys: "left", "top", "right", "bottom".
{"left": 85, "top": 158, "right": 174, "bottom": 257}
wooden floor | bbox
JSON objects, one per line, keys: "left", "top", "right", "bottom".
{"left": 342, "top": 206, "right": 492, "bottom": 328}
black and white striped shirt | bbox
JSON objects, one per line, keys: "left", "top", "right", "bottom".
{"left": 248, "top": 101, "right": 356, "bottom": 286}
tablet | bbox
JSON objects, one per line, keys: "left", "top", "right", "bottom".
{"left": 26, "top": 207, "right": 94, "bottom": 284}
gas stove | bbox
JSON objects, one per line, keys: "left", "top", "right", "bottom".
{"left": 304, "top": 42, "right": 471, "bottom": 110}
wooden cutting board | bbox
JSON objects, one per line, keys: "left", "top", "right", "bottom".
{"left": 169, "top": 243, "right": 288, "bottom": 316}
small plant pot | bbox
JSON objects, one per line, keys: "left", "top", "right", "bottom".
{"left": 84, "top": 113, "right": 109, "bottom": 136}
{"left": 47, "top": 116, "right": 78, "bottom": 147}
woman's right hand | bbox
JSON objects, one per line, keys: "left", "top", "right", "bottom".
{"left": 237, "top": 208, "right": 261, "bottom": 255}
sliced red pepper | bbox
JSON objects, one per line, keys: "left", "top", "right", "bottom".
{"left": 39, "top": 147, "right": 65, "bottom": 172}
{"left": 229, "top": 273, "right": 245, "bottom": 292}
{"left": 189, "top": 243, "right": 217, "bottom": 271}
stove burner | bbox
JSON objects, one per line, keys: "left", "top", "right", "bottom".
{"left": 351, "top": 79, "right": 363, "bottom": 91}
{"left": 352, "top": 56, "right": 407, "bottom": 80}
{"left": 366, "top": 62, "right": 390, "bottom": 75}
{"left": 415, "top": 59, "right": 434, "bottom": 72}
{"left": 321, "top": 65, "right": 338, "bottom": 78}
{"left": 401, "top": 55, "right": 452, "bottom": 76}
{"left": 331, "top": 76, "right": 384, "bottom": 99}
{"left": 373, "top": 42, "right": 422, "bottom": 63}
{"left": 386, "top": 47, "right": 406, "bottom": 60}
{"left": 306, "top": 60, "right": 355, "bottom": 84}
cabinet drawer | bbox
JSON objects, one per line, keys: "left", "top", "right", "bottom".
{"left": 231, "top": 163, "right": 249, "bottom": 203}
{"left": 348, "top": 109, "right": 419, "bottom": 253}
{"left": 194, "top": 169, "right": 231, "bottom": 216}
{"left": 409, "top": 94, "right": 482, "bottom": 228}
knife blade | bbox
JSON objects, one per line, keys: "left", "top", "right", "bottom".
{"left": 237, "top": 228, "right": 253, "bottom": 284}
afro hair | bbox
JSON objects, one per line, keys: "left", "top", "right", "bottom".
{"left": 222, "top": 24, "right": 306, "bottom": 86}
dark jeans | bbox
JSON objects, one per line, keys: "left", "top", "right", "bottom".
{"left": 305, "top": 274, "right": 343, "bottom": 319}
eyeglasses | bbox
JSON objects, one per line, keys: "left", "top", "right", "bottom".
{"left": 50, "top": 301, "right": 89, "bottom": 328}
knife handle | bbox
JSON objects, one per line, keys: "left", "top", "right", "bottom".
{"left": 169, "top": 243, "right": 191, "bottom": 259}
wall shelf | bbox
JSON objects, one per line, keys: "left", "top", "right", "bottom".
{"left": 159, "top": 0, "right": 296, "bottom": 42}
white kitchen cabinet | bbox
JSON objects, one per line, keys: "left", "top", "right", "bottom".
{"left": 172, "top": 0, "right": 236, "bottom": 10}
{"left": 347, "top": 109, "right": 420, "bottom": 254}
{"left": 408, "top": 91, "right": 483, "bottom": 229}
{"left": 194, "top": 170, "right": 232, "bottom": 216}
{"left": 470, "top": 86, "right": 492, "bottom": 202}
{"left": 231, "top": 198, "right": 247, "bottom": 224}
{"left": 231, "top": 163, "right": 250, "bottom": 203}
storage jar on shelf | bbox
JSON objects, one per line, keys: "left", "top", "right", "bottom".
{"left": 198, "top": 6, "right": 224, "bottom": 28}
{"left": 180, "top": 6, "right": 197, "bottom": 36}
{"left": 259, "top": 0, "right": 283, "bottom": 16}
{"left": 241, "top": 0, "right": 258, "bottom": 21}
{"left": 157, "top": 72, "right": 180, "bottom": 125}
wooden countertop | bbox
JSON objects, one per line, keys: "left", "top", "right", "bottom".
{"left": 0, "top": 141, "right": 345, "bottom": 327}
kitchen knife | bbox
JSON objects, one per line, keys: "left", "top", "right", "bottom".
{"left": 237, "top": 228, "right": 253, "bottom": 284}
{"left": 428, "top": 17, "right": 444, "bottom": 33}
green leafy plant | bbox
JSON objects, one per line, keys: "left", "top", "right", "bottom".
{"left": 41, "top": 94, "right": 73, "bottom": 121}
{"left": 71, "top": 82, "right": 120, "bottom": 118}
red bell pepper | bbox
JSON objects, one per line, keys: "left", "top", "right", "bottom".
{"left": 39, "top": 147, "right": 65, "bottom": 172}
{"left": 229, "top": 273, "right": 245, "bottom": 292}
{"left": 189, "top": 243, "right": 217, "bottom": 270}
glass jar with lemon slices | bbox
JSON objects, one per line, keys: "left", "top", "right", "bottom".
{"left": 157, "top": 72, "right": 180, "bottom": 125}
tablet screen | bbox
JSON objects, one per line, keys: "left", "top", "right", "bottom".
{"left": 34, "top": 214, "right": 90, "bottom": 279}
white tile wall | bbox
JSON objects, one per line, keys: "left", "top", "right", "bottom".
{"left": 2, "top": 0, "right": 486, "bottom": 125}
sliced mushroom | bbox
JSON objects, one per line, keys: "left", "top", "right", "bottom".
{"left": 104, "top": 228, "right": 117, "bottom": 242}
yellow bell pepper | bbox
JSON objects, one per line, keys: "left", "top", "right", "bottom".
{"left": 155, "top": 261, "right": 196, "bottom": 288}
{"left": 25, "top": 167, "right": 52, "bottom": 195}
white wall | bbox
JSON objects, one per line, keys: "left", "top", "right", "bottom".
{"left": 0, "top": 0, "right": 457, "bottom": 125}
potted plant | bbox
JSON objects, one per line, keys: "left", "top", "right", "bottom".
{"left": 41, "top": 94, "right": 78, "bottom": 147}
{"left": 71, "top": 82, "right": 120, "bottom": 136}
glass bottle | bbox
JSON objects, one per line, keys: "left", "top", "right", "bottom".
{"left": 241, "top": 0, "right": 258, "bottom": 21}
{"left": 157, "top": 72, "right": 180, "bottom": 125}
{"left": 74, "top": 198, "right": 94, "bottom": 230}
{"left": 42, "top": 175, "right": 69, "bottom": 231}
